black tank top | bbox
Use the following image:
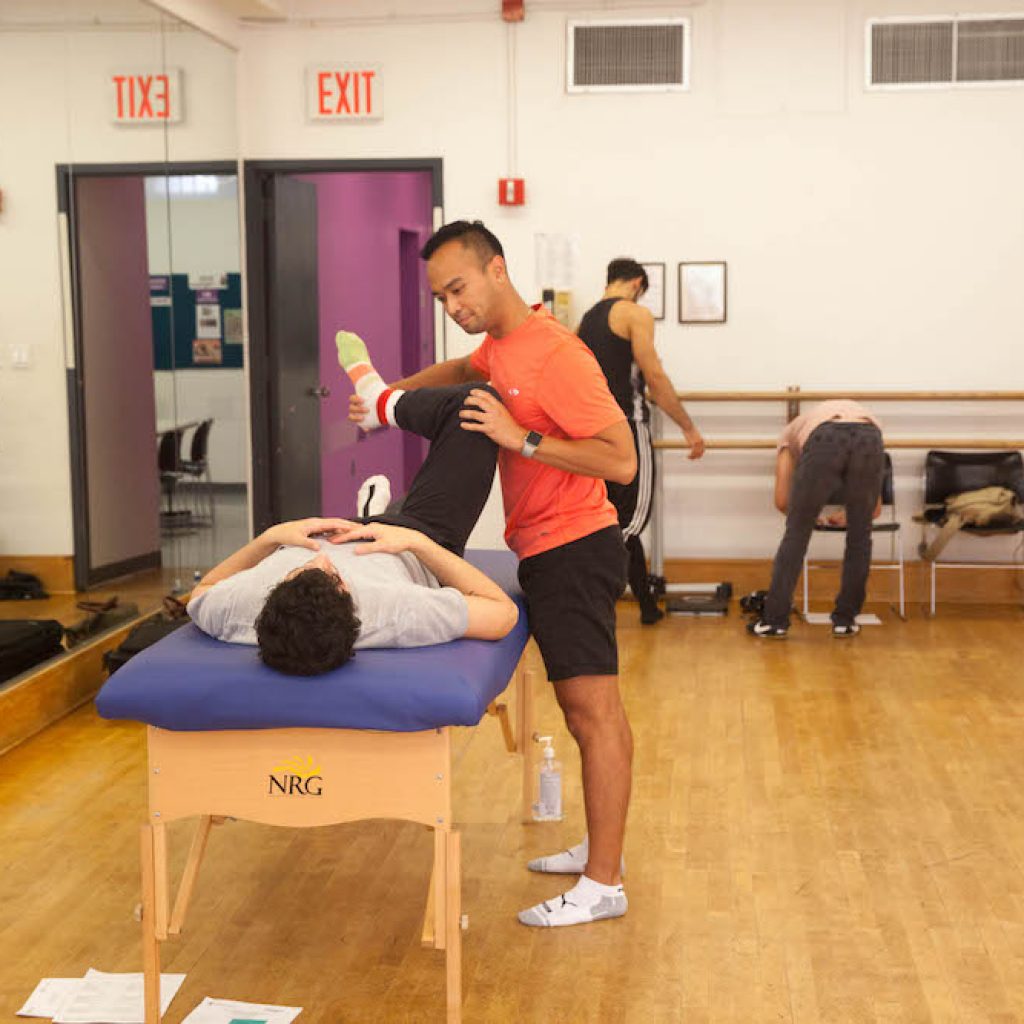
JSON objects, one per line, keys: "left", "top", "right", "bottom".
{"left": 577, "top": 298, "right": 649, "bottom": 423}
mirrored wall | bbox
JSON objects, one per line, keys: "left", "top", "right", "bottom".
{"left": 0, "top": 0, "right": 242, "bottom": 668}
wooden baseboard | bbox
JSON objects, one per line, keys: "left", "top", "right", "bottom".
{"left": 0, "top": 555, "right": 75, "bottom": 595}
{"left": 0, "top": 615, "right": 152, "bottom": 756}
{"left": 661, "top": 558, "right": 1024, "bottom": 605}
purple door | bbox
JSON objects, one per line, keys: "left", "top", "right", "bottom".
{"left": 300, "top": 171, "right": 435, "bottom": 518}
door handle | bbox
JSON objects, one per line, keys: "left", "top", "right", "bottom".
{"left": 307, "top": 386, "right": 331, "bottom": 398}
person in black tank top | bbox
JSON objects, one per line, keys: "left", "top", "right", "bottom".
{"left": 578, "top": 258, "right": 706, "bottom": 624}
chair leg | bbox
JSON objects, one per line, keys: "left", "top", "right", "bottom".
{"left": 206, "top": 467, "right": 216, "bottom": 527}
{"left": 802, "top": 554, "right": 809, "bottom": 617}
{"left": 897, "top": 531, "right": 906, "bottom": 621}
{"left": 930, "top": 560, "right": 937, "bottom": 617}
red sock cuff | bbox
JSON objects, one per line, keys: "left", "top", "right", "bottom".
{"left": 375, "top": 388, "right": 394, "bottom": 426}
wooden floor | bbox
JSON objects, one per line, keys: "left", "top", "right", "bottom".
{"left": 3, "top": 602, "right": 1024, "bottom": 1023}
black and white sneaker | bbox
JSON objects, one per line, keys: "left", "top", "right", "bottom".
{"left": 747, "top": 619, "right": 788, "bottom": 639}
{"left": 831, "top": 622, "right": 861, "bottom": 638}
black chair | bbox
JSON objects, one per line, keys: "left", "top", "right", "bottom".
{"left": 157, "top": 427, "right": 192, "bottom": 532}
{"left": 181, "top": 418, "right": 214, "bottom": 525}
{"left": 920, "top": 450, "right": 1024, "bottom": 614}
{"left": 802, "top": 452, "right": 904, "bottom": 620}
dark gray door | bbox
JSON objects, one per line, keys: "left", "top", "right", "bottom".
{"left": 267, "top": 175, "right": 322, "bottom": 522}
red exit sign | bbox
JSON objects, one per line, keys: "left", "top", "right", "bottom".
{"left": 307, "top": 65, "right": 382, "bottom": 121}
{"left": 111, "top": 70, "right": 182, "bottom": 124}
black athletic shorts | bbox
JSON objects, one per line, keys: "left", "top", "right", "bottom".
{"left": 517, "top": 525, "right": 627, "bottom": 682}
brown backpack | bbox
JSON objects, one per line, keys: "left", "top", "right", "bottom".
{"left": 920, "top": 486, "right": 1023, "bottom": 561}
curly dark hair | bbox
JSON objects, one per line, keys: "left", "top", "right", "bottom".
{"left": 254, "top": 568, "right": 361, "bottom": 676}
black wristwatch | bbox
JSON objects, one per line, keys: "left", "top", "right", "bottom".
{"left": 520, "top": 430, "right": 543, "bottom": 458}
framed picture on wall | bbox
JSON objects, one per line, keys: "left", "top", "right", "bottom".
{"left": 638, "top": 262, "right": 665, "bottom": 320}
{"left": 678, "top": 261, "right": 727, "bottom": 323}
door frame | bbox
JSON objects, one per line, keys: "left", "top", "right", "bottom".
{"left": 243, "top": 158, "right": 444, "bottom": 535}
{"left": 57, "top": 160, "right": 238, "bottom": 591}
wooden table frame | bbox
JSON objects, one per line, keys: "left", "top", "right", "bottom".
{"left": 139, "top": 655, "right": 537, "bottom": 1023}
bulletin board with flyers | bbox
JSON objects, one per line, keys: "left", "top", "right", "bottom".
{"left": 150, "top": 272, "right": 244, "bottom": 370}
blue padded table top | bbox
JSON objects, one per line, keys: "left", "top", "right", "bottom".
{"left": 95, "top": 550, "right": 528, "bottom": 733}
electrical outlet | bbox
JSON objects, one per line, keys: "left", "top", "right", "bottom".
{"left": 10, "top": 344, "right": 31, "bottom": 369}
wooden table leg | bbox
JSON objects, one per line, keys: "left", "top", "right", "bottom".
{"left": 169, "top": 815, "right": 213, "bottom": 936}
{"left": 422, "top": 826, "right": 447, "bottom": 949}
{"left": 140, "top": 824, "right": 162, "bottom": 1024}
{"left": 517, "top": 665, "right": 536, "bottom": 822}
{"left": 445, "top": 830, "right": 462, "bottom": 1023}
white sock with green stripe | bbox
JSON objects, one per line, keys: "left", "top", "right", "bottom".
{"left": 335, "top": 329, "right": 403, "bottom": 430}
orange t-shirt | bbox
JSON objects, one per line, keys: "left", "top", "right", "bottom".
{"left": 469, "top": 308, "right": 625, "bottom": 559}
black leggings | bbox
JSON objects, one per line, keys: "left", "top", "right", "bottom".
{"left": 361, "top": 384, "right": 499, "bottom": 556}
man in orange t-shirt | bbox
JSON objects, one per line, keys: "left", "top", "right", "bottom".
{"left": 347, "top": 220, "right": 637, "bottom": 929}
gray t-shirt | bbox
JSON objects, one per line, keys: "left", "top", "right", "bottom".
{"left": 188, "top": 540, "right": 469, "bottom": 649}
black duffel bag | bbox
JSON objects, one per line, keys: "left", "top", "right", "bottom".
{"left": 0, "top": 570, "right": 48, "bottom": 601}
{"left": 0, "top": 620, "right": 64, "bottom": 683}
{"left": 102, "top": 607, "right": 189, "bottom": 676}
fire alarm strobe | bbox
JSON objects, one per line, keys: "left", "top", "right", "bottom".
{"left": 498, "top": 178, "right": 525, "bottom": 206}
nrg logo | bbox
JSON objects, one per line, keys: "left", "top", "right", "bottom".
{"left": 267, "top": 755, "right": 324, "bottom": 797}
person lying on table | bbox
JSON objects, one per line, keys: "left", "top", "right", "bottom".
{"left": 188, "top": 384, "right": 518, "bottom": 675}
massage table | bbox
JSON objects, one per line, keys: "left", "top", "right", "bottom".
{"left": 95, "top": 551, "right": 536, "bottom": 1023}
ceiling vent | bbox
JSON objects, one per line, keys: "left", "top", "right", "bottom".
{"left": 868, "top": 15, "right": 1024, "bottom": 87}
{"left": 568, "top": 18, "right": 689, "bottom": 93}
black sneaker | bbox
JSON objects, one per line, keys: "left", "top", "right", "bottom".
{"left": 641, "top": 608, "right": 665, "bottom": 626}
{"left": 747, "top": 619, "right": 787, "bottom": 639}
{"left": 831, "top": 622, "right": 861, "bottom": 638}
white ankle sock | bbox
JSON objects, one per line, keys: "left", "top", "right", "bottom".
{"left": 527, "top": 835, "right": 625, "bottom": 876}
{"left": 357, "top": 474, "right": 391, "bottom": 517}
{"left": 517, "top": 874, "right": 627, "bottom": 928}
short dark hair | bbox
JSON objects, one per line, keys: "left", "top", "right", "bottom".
{"left": 420, "top": 220, "right": 505, "bottom": 265}
{"left": 607, "top": 258, "right": 648, "bottom": 294}
{"left": 255, "top": 568, "right": 361, "bottom": 676}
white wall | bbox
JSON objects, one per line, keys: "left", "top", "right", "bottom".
{"left": 0, "top": 15, "right": 237, "bottom": 554}
{"left": 238, "top": 0, "right": 1024, "bottom": 556}
{"left": 4, "top": 1, "right": 1023, "bottom": 559}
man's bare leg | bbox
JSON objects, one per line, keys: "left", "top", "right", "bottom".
{"left": 555, "top": 674, "right": 632, "bottom": 883}
{"left": 518, "top": 675, "right": 632, "bottom": 927}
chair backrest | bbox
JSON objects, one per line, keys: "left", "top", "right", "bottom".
{"left": 824, "top": 452, "right": 894, "bottom": 506}
{"left": 189, "top": 418, "right": 213, "bottom": 462}
{"left": 157, "top": 429, "right": 185, "bottom": 472}
{"left": 924, "top": 450, "right": 1024, "bottom": 505}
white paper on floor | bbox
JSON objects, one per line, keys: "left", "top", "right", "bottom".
{"left": 52, "top": 969, "right": 186, "bottom": 1024}
{"left": 803, "top": 612, "right": 882, "bottom": 625}
{"left": 18, "top": 978, "right": 82, "bottom": 1018}
{"left": 180, "top": 997, "right": 303, "bottom": 1024}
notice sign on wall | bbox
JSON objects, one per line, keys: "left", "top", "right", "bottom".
{"left": 111, "top": 69, "right": 182, "bottom": 124}
{"left": 307, "top": 65, "right": 381, "bottom": 121}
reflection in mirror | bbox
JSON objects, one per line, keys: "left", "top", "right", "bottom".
{"left": 0, "top": 1, "right": 239, "bottom": 706}
{"left": 154, "top": 20, "right": 242, "bottom": 598}
{"left": 149, "top": 172, "right": 246, "bottom": 591}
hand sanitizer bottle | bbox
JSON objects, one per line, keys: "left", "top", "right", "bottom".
{"left": 532, "top": 735, "right": 563, "bottom": 822}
